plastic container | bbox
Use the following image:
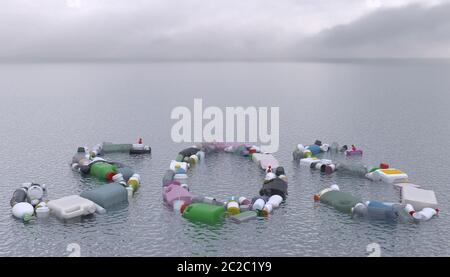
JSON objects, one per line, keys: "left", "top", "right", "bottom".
{"left": 35, "top": 202, "right": 50, "bottom": 218}
{"left": 10, "top": 188, "right": 28, "bottom": 207}
{"left": 252, "top": 199, "right": 265, "bottom": 211}
{"left": 47, "top": 195, "right": 96, "bottom": 220}
{"left": 117, "top": 166, "right": 134, "bottom": 181}
{"left": 367, "top": 201, "right": 398, "bottom": 221}
{"left": 375, "top": 169, "right": 409, "bottom": 184}
{"left": 300, "top": 157, "right": 320, "bottom": 167}
{"left": 163, "top": 183, "right": 193, "bottom": 206}
{"left": 182, "top": 203, "right": 226, "bottom": 225}
{"left": 262, "top": 203, "right": 273, "bottom": 216}
{"left": 306, "top": 145, "right": 322, "bottom": 155}
{"left": 401, "top": 187, "right": 438, "bottom": 211}
{"left": 12, "top": 202, "right": 34, "bottom": 222}
{"left": 170, "top": 161, "right": 188, "bottom": 174}
{"left": 112, "top": 173, "right": 124, "bottom": 183}
{"left": 127, "top": 174, "right": 141, "bottom": 192}
{"left": 260, "top": 154, "right": 280, "bottom": 171}
{"left": 162, "top": 170, "right": 175, "bottom": 187}
{"left": 101, "top": 143, "right": 133, "bottom": 154}
{"left": 90, "top": 162, "right": 117, "bottom": 181}
{"left": 260, "top": 178, "right": 288, "bottom": 199}
{"left": 345, "top": 150, "right": 363, "bottom": 157}
{"left": 267, "top": 195, "right": 283, "bottom": 208}
{"left": 413, "top": 208, "right": 438, "bottom": 221}
{"left": 230, "top": 211, "right": 258, "bottom": 223}
{"left": 226, "top": 200, "right": 240, "bottom": 215}
{"left": 239, "top": 197, "right": 251, "bottom": 205}
{"left": 319, "top": 190, "right": 362, "bottom": 214}
{"left": 80, "top": 183, "right": 128, "bottom": 209}
{"left": 192, "top": 196, "right": 225, "bottom": 206}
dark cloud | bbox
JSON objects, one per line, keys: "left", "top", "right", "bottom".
{"left": 297, "top": 3, "right": 450, "bottom": 59}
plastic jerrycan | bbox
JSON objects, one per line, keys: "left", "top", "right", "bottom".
{"left": 182, "top": 203, "right": 226, "bottom": 225}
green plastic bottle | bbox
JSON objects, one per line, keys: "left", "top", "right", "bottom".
{"left": 90, "top": 162, "right": 117, "bottom": 181}
{"left": 182, "top": 203, "right": 225, "bottom": 225}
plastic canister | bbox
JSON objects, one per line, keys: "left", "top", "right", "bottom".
{"left": 252, "top": 199, "right": 265, "bottom": 211}
{"left": 182, "top": 203, "right": 226, "bottom": 225}
{"left": 267, "top": 195, "right": 283, "bottom": 208}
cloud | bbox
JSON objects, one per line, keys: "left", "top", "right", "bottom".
{"left": 0, "top": 0, "right": 449, "bottom": 61}
{"left": 297, "top": 2, "right": 450, "bottom": 59}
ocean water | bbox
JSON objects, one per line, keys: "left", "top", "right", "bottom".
{"left": 0, "top": 61, "right": 449, "bottom": 257}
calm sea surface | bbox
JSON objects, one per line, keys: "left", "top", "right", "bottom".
{"left": 0, "top": 61, "right": 449, "bottom": 256}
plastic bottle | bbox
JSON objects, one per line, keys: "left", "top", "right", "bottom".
{"left": 35, "top": 202, "right": 50, "bottom": 218}
{"left": 127, "top": 174, "right": 141, "bottom": 192}
{"left": 10, "top": 187, "right": 28, "bottom": 207}
{"left": 238, "top": 197, "right": 251, "bottom": 206}
{"left": 413, "top": 208, "right": 438, "bottom": 221}
{"left": 173, "top": 200, "right": 186, "bottom": 213}
{"left": 262, "top": 204, "right": 273, "bottom": 217}
{"left": 267, "top": 195, "right": 283, "bottom": 208}
{"left": 227, "top": 199, "right": 240, "bottom": 215}
{"left": 27, "top": 184, "right": 46, "bottom": 206}
{"left": 126, "top": 186, "right": 134, "bottom": 200}
{"left": 12, "top": 202, "right": 34, "bottom": 222}
{"left": 252, "top": 198, "right": 265, "bottom": 211}
{"left": 112, "top": 173, "right": 124, "bottom": 183}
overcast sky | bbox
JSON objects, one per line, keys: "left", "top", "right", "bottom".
{"left": 1, "top": 0, "right": 449, "bottom": 61}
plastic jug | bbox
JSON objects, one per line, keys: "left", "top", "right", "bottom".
{"left": 182, "top": 203, "right": 226, "bottom": 225}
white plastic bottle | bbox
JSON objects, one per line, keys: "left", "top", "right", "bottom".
{"left": 267, "top": 195, "right": 283, "bottom": 208}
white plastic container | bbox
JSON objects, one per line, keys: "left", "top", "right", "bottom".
{"left": 170, "top": 160, "right": 188, "bottom": 174}
{"left": 112, "top": 173, "right": 124, "bottom": 183}
{"left": 35, "top": 202, "right": 50, "bottom": 218}
{"left": 413, "top": 208, "right": 437, "bottom": 221}
{"left": 401, "top": 187, "right": 438, "bottom": 211}
{"left": 252, "top": 199, "right": 265, "bottom": 211}
{"left": 300, "top": 157, "right": 320, "bottom": 167}
{"left": 262, "top": 204, "right": 273, "bottom": 216}
{"left": 267, "top": 195, "right": 283, "bottom": 208}
{"left": 132, "top": 143, "right": 145, "bottom": 151}
{"left": 376, "top": 169, "right": 409, "bottom": 184}
{"left": 12, "top": 202, "right": 34, "bottom": 221}
{"left": 47, "top": 195, "right": 96, "bottom": 220}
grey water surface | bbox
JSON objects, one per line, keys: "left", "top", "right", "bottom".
{"left": 0, "top": 61, "right": 449, "bottom": 256}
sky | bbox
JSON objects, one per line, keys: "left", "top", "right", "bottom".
{"left": 0, "top": 0, "right": 449, "bottom": 61}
